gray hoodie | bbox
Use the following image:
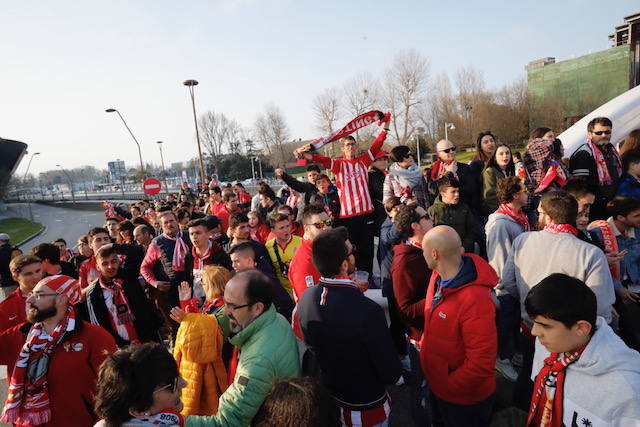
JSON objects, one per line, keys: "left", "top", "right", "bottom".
{"left": 485, "top": 212, "right": 526, "bottom": 296}
{"left": 532, "top": 317, "right": 640, "bottom": 426}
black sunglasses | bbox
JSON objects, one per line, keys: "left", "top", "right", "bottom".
{"left": 440, "top": 146, "right": 456, "bottom": 153}
{"left": 592, "top": 130, "right": 611, "bottom": 136}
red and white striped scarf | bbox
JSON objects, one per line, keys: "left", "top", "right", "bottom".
{"left": 165, "top": 231, "right": 189, "bottom": 271}
{"left": 544, "top": 224, "right": 578, "bottom": 236}
{"left": 587, "top": 140, "right": 622, "bottom": 186}
{"left": 430, "top": 160, "right": 455, "bottom": 181}
{"left": 98, "top": 276, "right": 137, "bottom": 342}
{"left": 587, "top": 220, "right": 620, "bottom": 280}
{"left": 527, "top": 349, "right": 584, "bottom": 427}
{"left": 496, "top": 204, "right": 531, "bottom": 232}
{"left": 1, "top": 306, "right": 76, "bottom": 425}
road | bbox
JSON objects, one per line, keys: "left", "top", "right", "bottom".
{"left": 7, "top": 203, "right": 105, "bottom": 252}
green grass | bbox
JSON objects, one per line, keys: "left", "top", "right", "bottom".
{"left": 0, "top": 218, "right": 44, "bottom": 244}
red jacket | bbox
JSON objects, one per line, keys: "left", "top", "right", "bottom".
{"left": 288, "top": 239, "right": 320, "bottom": 302}
{"left": 0, "top": 288, "right": 27, "bottom": 332}
{"left": 215, "top": 205, "right": 240, "bottom": 234}
{"left": 0, "top": 319, "right": 117, "bottom": 427}
{"left": 251, "top": 224, "right": 271, "bottom": 244}
{"left": 391, "top": 241, "right": 430, "bottom": 341}
{"left": 419, "top": 254, "right": 497, "bottom": 405}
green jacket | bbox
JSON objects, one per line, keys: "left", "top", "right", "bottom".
{"left": 428, "top": 197, "right": 478, "bottom": 253}
{"left": 186, "top": 305, "right": 300, "bottom": 427}
{"left": 482, "top": 166, "right": 508, "bottom": 216}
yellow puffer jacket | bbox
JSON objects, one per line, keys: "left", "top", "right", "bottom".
{"left": 174, "top": 313, "right": 228, "bottom": 415}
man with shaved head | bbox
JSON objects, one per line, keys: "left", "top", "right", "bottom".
{"left": 428, "top": 139, "right": 475, "bottom": 207}
{"left": 420, "top": 225, "right": 498, "bottom": 426}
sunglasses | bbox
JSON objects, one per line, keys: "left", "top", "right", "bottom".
{"left": 343, "top": 142, "right": 357, "bottom": 147}
{"left": 306, "top": 219, "right": 332, "bottom": 229}
{"left": 154, "top": 377, "right": 179, "bottom": 394}
{"left": 439, "top": 146, "right": 456, "bottom": 153}
{"left": 418, "top": 213, "right": 431, "bottom": 222}
{"left": 592, "top": 130, "right": 611, "bottom": 136}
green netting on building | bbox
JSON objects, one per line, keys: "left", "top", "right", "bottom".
{"left": 528, "top": 45, "right": 631, "bottom": 128}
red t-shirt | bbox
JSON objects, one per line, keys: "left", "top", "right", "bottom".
{"left": 0, "top": 288, "right": 27, "bottom": 332}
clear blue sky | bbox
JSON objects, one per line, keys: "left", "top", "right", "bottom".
{"left": 1, "top": 0, "right": 637, "bottom": 175}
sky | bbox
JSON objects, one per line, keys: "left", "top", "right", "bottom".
{"left": 1, "top": 0, "right": 638, "bottom": 176}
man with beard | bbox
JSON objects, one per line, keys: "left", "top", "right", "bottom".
{"left": 297, "top": 227, "right": 401, "bottom": 427}
{"left": 570, "top": 117, "right": 622, "bottom": 220}
{"left": 0, "top": 255, "right": 42, "bottom": 331}
{"left": 0, "top": 275, "right": 116, "bottom": 426}
{"left": 141, "top": 210, "right": 193, "bottom": 336}
{"left": 186, "top": 269, "right": 299, "bottom": 427}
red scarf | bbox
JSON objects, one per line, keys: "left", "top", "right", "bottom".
{"left": 296, "top": 111, "right": 390, "bottom": 163}
{"left": 534, "top": 160, "right": 568, "bottom": 194}
{"left": 587, "top": 140, "right": 622, "bottom": 186}
{"left": 1, "top": 306, "right": 76, "bottom": 425}
{"left": 544, "top": 224, "right": 578, "bottom": 236}
{"left": 99, "top": 276, "right": 137, "bottom": 342}
{"left": 430, "top": 160, "right": 455, "bottom": 181}
{"left": 527, "top": 349, "right": 584, "bottom": 427}
{"left": 587, "top": 220, "right": 620, "bottom": 280}
{"left": 496, "top": 204, "right": 531, "bottom": 232}
{"left": 166, "top": 231, "right": 189, "bottom": 271}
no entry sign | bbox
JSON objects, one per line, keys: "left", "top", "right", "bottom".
{"left": 142, "top": 177, "right": 162, "bottom": 195}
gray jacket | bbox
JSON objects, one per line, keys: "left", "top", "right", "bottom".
{"left": 502, "top": 230, "right": 615, "bottom": 326}
{"left": 484, "top": 212, "right": 525, "bottom": 296}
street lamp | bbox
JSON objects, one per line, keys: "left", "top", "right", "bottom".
{"left": 56, "top": 164, "right": 76, "bottom": 206}
{"left": 254, "top": 157, "right": 263, "bottom": 179}
{"left": 23, "top": 152, "right": 40, "bottom": 182}
{"left": 444, "top": 122, "right": 456, "bottom": 141}
{"left": 182, "top": 79, "right": 206, "bottom": 185}
{"left": 415, "top": 127, "right": 425, "bottom": 168}
{"left": 105, "top": 108, "right": 145, "bottom": 176}
{"left": 157, "top": 141, "right": 169, "bottom": 195}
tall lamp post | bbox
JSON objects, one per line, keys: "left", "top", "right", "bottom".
{"left": 415, "top": 127, "right": 425, "bottom": 168}
{"left": 254, "top": 157, "right": 263, "bottom": 179}
{"left": 23, "top": 152, "right": 40, "bottom": 220}
{"left": 157, "top": 141, "right": 169, "bottom": 195}
{"left": 444, "top": 122, "right": 456, "bottom": 141}
{"left": 105, "top": 108, "right": 145, "bottom": 176}
{"left": 182, "top": 79, "right": 206, "bottom": 185}
{"left": 56, "top": 164, "right": 76, "bottom": 206}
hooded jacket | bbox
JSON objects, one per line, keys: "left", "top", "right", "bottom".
{"left": 419, "top": 254, "right": 498, "bottom": 405}
{"left": 391, "top": 241, "right": 430, "bottom": 341}
{"left": 484, "top": 212, "right": 526, "bottom": 295}
{"left": 428, "top": 197, "right": 478, "bottom": 253}
{"left": 531, "top": 317, "right": 640, "bottom": 425}
{"left": 174, "top": 313, "right": 228, "bottom": 416}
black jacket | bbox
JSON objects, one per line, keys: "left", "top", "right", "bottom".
{"left": 297, "top": 277, "right": 401, "bottom": 409}
{"left": 428, "top": 162, "right": 476, "bottom": 208}
{"left": 368, "top": 167, "right": 387, "bottom": 236}
{"left": 83, "top": 275, "right": 161, "bottom": 347}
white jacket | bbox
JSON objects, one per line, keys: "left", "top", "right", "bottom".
{"left": 532, "top": 317, "right": 640, "bottom": 426}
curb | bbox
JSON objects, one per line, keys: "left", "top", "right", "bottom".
{"left": 16, "top": 225, "right": 47, "bottom": 249}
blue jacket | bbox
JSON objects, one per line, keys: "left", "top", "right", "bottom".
{"left": 377, "top": 217, "right": 403, "bottom": 296}
{"left": 616, "top": 173, "right": 640, "bottom": 199}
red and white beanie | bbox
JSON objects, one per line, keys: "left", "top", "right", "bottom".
{"left": 38, "top": 275, "right": 82, "bottom": 305}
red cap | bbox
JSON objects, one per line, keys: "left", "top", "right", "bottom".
{"left": 375, "top": 151, "right": 389, "bottom": 160}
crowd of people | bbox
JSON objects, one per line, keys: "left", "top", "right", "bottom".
{"left": 0, "top": 116, "right": 639, "bottom": 426}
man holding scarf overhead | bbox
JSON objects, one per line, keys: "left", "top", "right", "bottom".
{"left": 294, "top": 111, "right": 391, "bottom": 274}
{"left": 141, "top": 210, "right": 193, "bottom": 336}
{"left": 0, "top": 275, "right": 116, "bottom": 427}
{"left": 570, "top": 116, "right": 622, "bottom": 221}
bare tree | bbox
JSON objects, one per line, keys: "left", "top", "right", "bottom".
{"left": 313, "top": 87, "right": 341, "bottom": 134}
{"left": 253, "top": 105, "right": 291, "bottom": 167}
{"left": 342, "top": 73, "right": 382, "bottom": 142}
{"left": 198, "top": 111, "right": 240, "bottom": 174}
{"left": 383, "top": 50, "right": 430, "bottom": 145}
{"left": 454, "top": 65, "right": 489, "bottom": 146}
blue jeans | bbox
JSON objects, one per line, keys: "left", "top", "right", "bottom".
{"left": 408, "top": 343, "right": 432, "bottom": 426}
{"left": 496, "top": 294, "right": 520, "bottom": 360}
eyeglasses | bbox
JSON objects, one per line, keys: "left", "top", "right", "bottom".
{"left": 305, "top": 219, "right": 332, "bottom": 229}
{"left": 439, "top": 146, "right": 456, "bottom": 153}
{"left": 592, "top": 130, "right": 611, "bottom": 136}
{"left": 154, "top": 377, "right": 179, "bottom": 394}
{"left": 343, "top": 142, "right": 357, "bottom": 147}
{"left": 27, "top": 292, "right": 59, "bottom": 300}
{"left": 224, "top": 301, "right": 254, "bottom": 311}
{"left": 418, "top": 213, "right": 431, "bottom": 222}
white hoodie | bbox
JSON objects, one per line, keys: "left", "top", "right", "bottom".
{"left": 532, "top": 317, "right": 640, "bottom": 426}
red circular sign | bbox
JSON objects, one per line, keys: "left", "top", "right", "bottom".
{"left": 142, "top": 177, "right": 162, "bottom": 195}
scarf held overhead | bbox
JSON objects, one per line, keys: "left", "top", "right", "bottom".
{"left": 1, "top": 306, "right": 77, "bottom": 425}
{"left": 296, "top": 111, "right": 390, "bottom": 157}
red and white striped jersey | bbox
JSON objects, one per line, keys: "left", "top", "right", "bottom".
{"left": 312, "top": 130, "right": 387, "bottom": 219}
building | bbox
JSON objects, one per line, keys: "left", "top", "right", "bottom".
{"left": 107, "top": 160, "right": 126, "bottom": 182}
{"left": 527, "top": 12, "right": 640, "bottom": 129}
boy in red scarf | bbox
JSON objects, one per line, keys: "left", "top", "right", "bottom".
{"left": 525, "top": 273, "right": 640, "bottom": 426}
